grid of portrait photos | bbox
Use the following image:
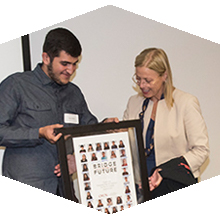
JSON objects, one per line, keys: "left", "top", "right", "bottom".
{"left": 73, "top": 132, "right": 137, "bottom": 214}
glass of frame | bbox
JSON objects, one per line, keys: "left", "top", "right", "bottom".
{"left": 56, "top": 119, "right": 151, "bottom": 213}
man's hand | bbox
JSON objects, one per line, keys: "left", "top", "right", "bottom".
{"left": 54, "top": 164, "right": 61, "bottom": 177}
{"left": 54, "top": 154, "right": 77, "bottom": 177}
{"left": 148, "top": 168, "right": 163, "bottom": 191}
{"left": 39, "top": 124, "right": 63, "bottom": 144}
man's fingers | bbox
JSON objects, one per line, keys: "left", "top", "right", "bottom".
{"left": 53, "top": 133, "right": 63, "bottom": 142}
{"left": 54, "top": 164, "right": 60, "bottom": 170}
{"left": 39, "top": 124, "right": 64, "bottom": 143}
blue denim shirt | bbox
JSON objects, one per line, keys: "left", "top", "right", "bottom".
{"left": 0, "top": 64, "right": 98, "bottom": 194}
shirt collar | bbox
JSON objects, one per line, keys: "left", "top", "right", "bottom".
{"left": 33, "top": 63, "right": 52, "bottom": 86}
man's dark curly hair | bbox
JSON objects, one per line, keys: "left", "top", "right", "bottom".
{"left": 43, "top": 27, "right": 82, "bottom": 62}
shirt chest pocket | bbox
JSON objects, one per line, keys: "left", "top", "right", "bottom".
{"left": 21, "top": 101, "right": 52, "bottom": 127}
{"left": 25, "top": 102, "right": 52, "bottom": 112}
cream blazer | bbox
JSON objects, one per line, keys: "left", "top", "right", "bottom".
{"left": 123, "top": 88, "right": 209, "bottom": 178}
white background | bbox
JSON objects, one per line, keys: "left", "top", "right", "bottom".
{"left": 0, "top": 1, "right": 219, "bottom": 219}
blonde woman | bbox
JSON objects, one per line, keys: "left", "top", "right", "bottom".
{"left": 123, "top": 48, "right": 209, "bottom": 198}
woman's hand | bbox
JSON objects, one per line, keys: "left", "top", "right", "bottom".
{"left": 103, "top": 117, "right": 120, "bottom": 123}
{"left": 148, "top": 168, "right": 163, "bottom": 191}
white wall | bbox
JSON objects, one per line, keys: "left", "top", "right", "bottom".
{"left": 0, "top": 6, "right": 219, "bottom": 182}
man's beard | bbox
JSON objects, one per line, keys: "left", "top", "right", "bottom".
{"left": 47, "top": 62, "right": 65, "bottom": 85}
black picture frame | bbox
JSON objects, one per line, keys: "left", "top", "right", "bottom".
{"left": 56, "top": 119, "right": 151, "bottom": 209}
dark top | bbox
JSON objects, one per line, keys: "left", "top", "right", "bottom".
{"left": 0, "top": 63, "right": 98, "bottom": 194}
{"left": 145, "top": 119, "right": 156, "bottom": 176}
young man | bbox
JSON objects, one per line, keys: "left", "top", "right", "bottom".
{"left": 0, "top": 28, "right": 100, "bottom": 196}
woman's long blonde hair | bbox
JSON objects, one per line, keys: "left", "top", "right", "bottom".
{"left": 135, "top": 48, "right": 174, "bottom": 108}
